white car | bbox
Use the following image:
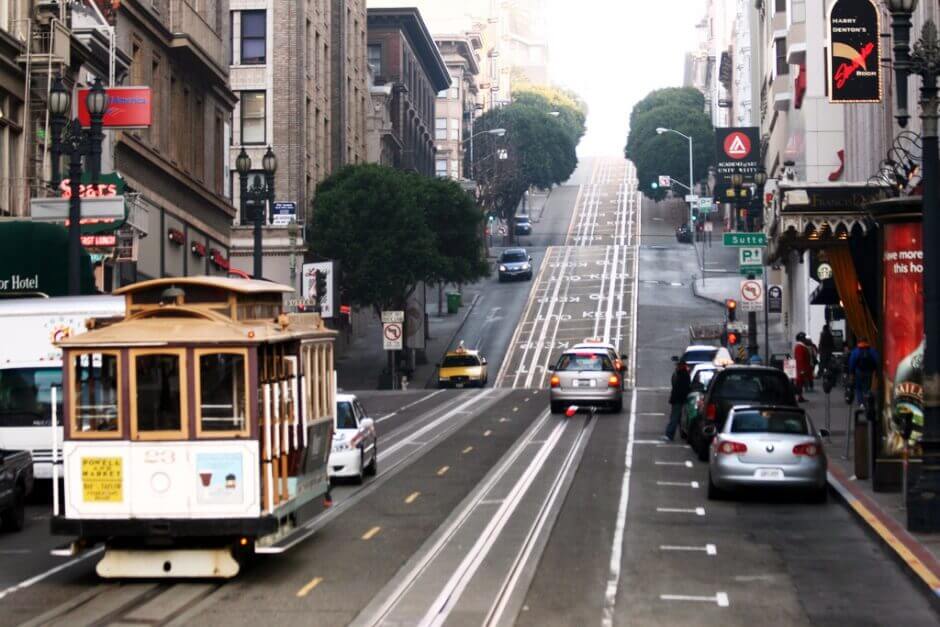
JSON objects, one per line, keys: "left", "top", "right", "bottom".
{"left": 675, "top": 344, "right": 733, "bottom": 367}
{"left": 328, "top": 394, "right": 377, "bottom": 483}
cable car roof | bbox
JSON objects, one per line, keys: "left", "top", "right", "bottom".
{"left": 114, "top": 276, "right": 294, "bottom": 296}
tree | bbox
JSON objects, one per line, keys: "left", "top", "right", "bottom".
{"left": 625, "top": 89, "right": 715, "bottom": 201}
{"left": 308, "top": 164, "right": 439, "bottom": 312}
{"left": 417, "top": 175, "right": 490, "bottom": 287}
{"left": 512, "top": 83, "right": 588, "bottom": 143}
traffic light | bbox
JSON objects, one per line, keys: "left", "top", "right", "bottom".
{"left": 725, "top": 299, "right": 737, "bottom": 322}
{"left": 314, "top": 270, "right": 328, "bottom": 311}
{"left": 651, "top": 181, "right": 659, "bottom": 190}
{"left": 727, "top": 331, "right": 739, "bottom": 346}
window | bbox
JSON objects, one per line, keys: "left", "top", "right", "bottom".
{"left": 240, "top": 91, "right": 265, "bottom": 144}
{"left": 197, "top": 351, "right": 248, "bottom": 436}
{"left": 151, "top": 56, "right": 162, "bottom": 147}
{"left": 336, "top": 401, "right": 357, "bottom": 429}
{"left": 435, "top": 118, "right": 447, "bottom": 141}
{"left": 555, "top": 353, "right": 614, "bottom": 372}
{"left": 449, "top": 118, "right": 459, "bottom": 141}
{"left": 367, "top": 44, "right": 382, "bottom": 76}
{"left": 436, "top": 159, "right": 448, "bottom": 177}
{"left": 240, "top": 10, "right": 266, "bottom": 64}
{"left": 0, "top": 367, "right": 62, "bottom": 428}
{"left": 132, "top": 351, "right": 187, "bottom": 439}
{"left": 193, "top": 97, "right": 205, "bottom": 181}
{"left": 442, "top": 354, "right": 481, "bottom": 368}
{"left": 775, "top": 0, "right": 786, "bottom": 13}
{"left": 731, "top": 410, "right": 809, "bottom": 435}
{"left": 71, "top": 353, "right": 121, "bottom": 437}
{"left": 775, "top": 37, "right": 788, "bottom": 76}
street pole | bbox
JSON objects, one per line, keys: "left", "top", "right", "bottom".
{"left": 253, "top": 191, "right": 264, "bottom": 279}
{"left": 66, "top": 131, "right": 83, "bottom": 296}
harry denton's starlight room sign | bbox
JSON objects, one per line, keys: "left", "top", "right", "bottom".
{"left": 828, "top": 0, "right": 882, "bottom": 103}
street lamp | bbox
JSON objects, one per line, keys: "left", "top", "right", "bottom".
{"left": 465, "top": 128, "right": 507, "bottom": 180}
{"left": 48, "top": 76, "right": 108, "bottom": 296}
{"left": 656, "top": 126, "right": 696, "bottom": 229}
{"left": 886, "top": 0, "right": 940, "bottom": 532}
{"left": 236, "top": 146, "right": 278, "bottom": 279}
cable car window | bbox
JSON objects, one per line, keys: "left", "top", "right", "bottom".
{"left": 135, "top": 353, "right": 184, "bottom": 435}
{"left": 198, "top": 353, "right": 247, "bottom": 434}
{"left": 72, "top": 353, "right": 120, "bottom": 435}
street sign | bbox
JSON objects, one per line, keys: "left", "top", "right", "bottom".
{"left": 272, "top": 201, "right": 297, "bottom": 226}
{"left": 381, "top": 310, "right": 404, "bottom": 324}
{"left": 658, "top": 175, "right": 671, "bottom": 188}
{"left": 30, "top": 196, "right": 125, "bottom": 222}
{"left": 768, "top": 284, "right": 783, "bottom": 313}
{"left": 740, "top": 279, "right": 764, "bottom": 311}
{"left": 383, "top": 322, "right": 403, "bottom": 350}
{"left": 739, "top": 265, "right": 764, "bottom": 276}
{"left": 713, "top": 127, "right": 760, "bottom": 200}
{"left": 698, "top": 198, "right": 714, "bottom": 213}
{"left": 684, "top": 194, "right": 699, "bottom": 203}
{"left": 723, "top": 232, "right": 767, "bottom": 247}
{"left": 738, "top": 247, "right": 763, "bottom": 266}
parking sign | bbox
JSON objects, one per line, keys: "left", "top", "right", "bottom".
{"left": 738, "top": 247, "right": 763, "bottom": 266}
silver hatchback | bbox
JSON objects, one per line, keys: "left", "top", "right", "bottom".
{"left": 708, "top": 406, "right": 828, "bottom": 502}
{"left": 548, "top": 350, "right": 623, "bottom": 413}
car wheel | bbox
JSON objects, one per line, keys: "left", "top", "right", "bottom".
{"left": 366, "top": 443, "right": 378, "bottom": 477}
{"left": 1, "top": 483, "right": 26, "bottom": 532}
{"left": 550, "top": 401, "right": 564, "bottom": 414}
{"left": 707, "top": 473, "right": 726, "bottom": 501}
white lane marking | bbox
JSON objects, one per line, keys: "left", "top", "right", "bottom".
{"left": 660, "top": 593, "right": 729, "bottom": 607}
{"left": 734, "top": 574, "right": 777, "bottom": 583}
{"left": 657, "top": 507, "right": 706, "bottom": 516}
{"left": 376, "top": 390, "right": 447, "bottom": 423}
{"left": 660, "top": 544, "right": 717, "bottom": 556}
{"left": 0, "top": 549, "right": 31, "bottom": 555}
{"left": 521, "top": 246, "right": 573, "bottom": 388}
{"left": 656, "top": 481, "right": 700, "bottom": 488}
{"left": 639, "top": 412, "right": 665, "bottom": 416}
{"left": 655, "top": 460, "right": 694, "bottom": 468}
{"left": 381, "top": 391, "right": 496, "bottom": 459}
{"left": 602, "top": 387, "right": 636, "bottom": 627}
{"left": 0, "top": 547, "right": 104, "bottom": 601}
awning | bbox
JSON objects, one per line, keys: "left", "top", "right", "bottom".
{"left": 0, "top": 222, "right": 96, "bottom": 296}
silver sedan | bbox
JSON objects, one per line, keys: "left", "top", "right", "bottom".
{"left": 707, "top": 406, "right": 828, "bottom": 502}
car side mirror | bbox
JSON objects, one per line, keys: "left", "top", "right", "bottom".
{"left": 360, "top": 418, "right": 375, "bottom": 431}
{"left": 528, "top": 256, "right": 532, "bottom": 262}
{"left": 546, "top": 365, "right": 555, "bottom": 372}
{"left": 819, "top": 428, "right": 831, "bottom": 438}
{"left": 481, "top": 357, "right": 487, "bottom": 365}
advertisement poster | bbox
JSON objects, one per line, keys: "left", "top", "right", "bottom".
{"left": 828, "top": 0, "right": 882, "bottom": 103}
{"left": 881, "top": 222, "right": 924, "bottom": 456}
{"left": 195, "top": 452, "right": 244, "bottom": 505}
{"left": 713, "top": 127, "right": 760, "bottom": 201}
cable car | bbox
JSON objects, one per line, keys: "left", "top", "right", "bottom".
{"left": 50, "top": 277, "right": 337, "bottom": 578}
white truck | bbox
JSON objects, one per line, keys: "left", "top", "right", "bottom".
{"left": 0, "top": 295, "right": 124, "bottom": 479}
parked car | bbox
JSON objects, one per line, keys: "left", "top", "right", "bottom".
{"left": 1, "top": 448, "right": 34, "bottom": 532}
{"left": 676, "top": 223, "right": 693, "bottom": 243}
{"left": 498, "top": 248, "right": 533, "bottom": 282}
{"left": 674, "top": 344, "right": 733, "bottom": 367}
{"left": 514, "top": 216, "right": 533, "bottom": 236}
{"left": 688, "top": 365, "right": 799, "bottom": 461}
{"left": 548, "top": 350, "right": 623, "bottom": 413}
{"left": 328, "top": 394, "right": 377, "bottom": 484}
{"left": 680, "top": 363, "right": 720, "bottom": 439}
{"left": 437, "top": 344, "right": 488, "bottom": 388}
{"left": 708, "top": 406, "right": 828, "bottom": 502}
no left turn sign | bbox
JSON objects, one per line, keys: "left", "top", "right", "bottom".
{"left": 740, "top": 279, "right": 763, "bottom": 312}
{"left": 383, "top": 322, "right": 403, "bottom": 350}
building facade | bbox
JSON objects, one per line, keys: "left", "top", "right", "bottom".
{"left": 433, "top": 33, "right": 481, "bottom": 180}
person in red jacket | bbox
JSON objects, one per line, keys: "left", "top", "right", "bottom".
{"left": 794, "top": 332, "right": 812, "bottom": 402}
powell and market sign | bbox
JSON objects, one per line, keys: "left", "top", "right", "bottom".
{"left": 828, "top": 0, "right": 882, "bottom": 103}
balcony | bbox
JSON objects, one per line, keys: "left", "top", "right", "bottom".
{"left": 168, "top": 0, "right": 225, "bottom": 78}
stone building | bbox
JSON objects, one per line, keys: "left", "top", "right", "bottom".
{"left": 433, "top": 33, "right": 482, "bottom": 180}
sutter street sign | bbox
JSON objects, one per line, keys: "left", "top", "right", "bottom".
{"left": 723, "top": 232, "right": 767, "bottom": 247}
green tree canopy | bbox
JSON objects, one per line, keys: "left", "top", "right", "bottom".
{"left": 308, "top": 164, "right": 439, "bottom": 312}
{"left": 625, "top": 90, "right": 715, "bottom": 201}
{"left": 417, "top": 175, "right": 490, "bottom": 286}
{"left": 512, "top": 83, "right": 588, "bottom": 142}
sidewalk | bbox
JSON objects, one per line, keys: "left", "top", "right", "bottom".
{"left": 798, "top": 389, "right": 940, "bottom": 602}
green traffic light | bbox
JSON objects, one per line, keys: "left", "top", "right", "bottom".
{"left": 651, "top": 182, "right": 658, "bottom": 189}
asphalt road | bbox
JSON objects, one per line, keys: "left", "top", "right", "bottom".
{"left": 0, "top": 157, "right": 937, "bottom": 626}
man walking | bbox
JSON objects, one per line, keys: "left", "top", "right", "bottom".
{"left": 849, "top": 338, "right": 880, "bottom": 406}
{"left": 663, "top": 360, "right": 691, "bottom": 442}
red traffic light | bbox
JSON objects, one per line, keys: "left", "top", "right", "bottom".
{"left": 728, "top": 332, "right": 739, "bottom": 345}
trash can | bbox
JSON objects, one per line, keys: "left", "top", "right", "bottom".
{"left": 447, "top": 292, "right": 461, "bottom": 314}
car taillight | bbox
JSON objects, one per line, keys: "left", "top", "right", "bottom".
{"left": 608, "top": 375, "right": 620, "bottom": 388}
{"left": 550, "top": 375, "right": 560, "bottom": 388}
{"left": 706, "top": 403, "right": 717, "bottom": 420}
{"left": 615, "top": 359, "right": 623, "bottom": 371}
{"left": 793, "top": 443, "right": 820, "bottom": 457}
{"left": 717, "top": 440, "right": 747, "bottom": 455}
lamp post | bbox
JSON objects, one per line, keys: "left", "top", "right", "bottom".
{"left": 464, "top": 127, "right": 506, "bottom": 181}
{"left": 887, "top": 0, "right": 940, "bottom": 532}
{"left": 730, "top": 172, "right": 759, "bottom": 360}
{"left": 48, "top": 77, "right": 109, "bottom": 296}
{"left": 754, "top": 167, "right": 769, "bottom": 363}
{"left": 235, "top": 146, "right": 278, "bottom": 279}
{"left": 656, "top": 127, "right": 695, "bottom": 226}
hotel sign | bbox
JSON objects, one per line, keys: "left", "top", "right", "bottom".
{"left": 828, "top": 0, "right": 882, "bottom": 103}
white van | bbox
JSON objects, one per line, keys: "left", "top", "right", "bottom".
{"left": 0, "top": 295, "right": 124, "bottom": 479}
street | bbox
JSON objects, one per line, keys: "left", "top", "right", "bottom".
{"left": 0, "top": 158, "right": 937, "bottom": 626}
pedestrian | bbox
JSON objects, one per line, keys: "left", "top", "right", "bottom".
{"left": 794, "top": 332, "right": 812, "bottom": 402}
{"left": 818, "top": 324, "right": 835, "bottom": 374}
{"left": 663, "top": 360, "right": 691, "bottom": 442}
{"left": 803, "top": 335, "right": 819, "bottom": 391}
{"left": 848, "top": 338, "right": 880, "bottom": 406}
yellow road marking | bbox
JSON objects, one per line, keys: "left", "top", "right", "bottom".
{"left": 437, "top": 465, "right": 450, "bottom": 476}
{"left": 296, "top": 576, "right": 323, "bottom": 597}
{"left": 849, "top": 500, "right": 940, "bottom": 590}
{"left": 462, "top": 446, "right": 474, "bottom": 454}
{"left": 361, "top": 526, "right": 382, "bottom": 541}
{"left": 405, "top": 491, "right": 420, "bottom": 504}
{"left": 484, "top": 430, "right": 492, "bottom": 437}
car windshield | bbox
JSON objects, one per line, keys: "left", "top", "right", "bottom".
{"left": 731, "top": 410, "right": 810, "bottom": 435}
{"left": 443, "top": 355, "right": 480, "bottom": 368}
{"left": 0, "top": 367, "right": 62, "bottom": 427}
{"left": 501, "top": 251, "right": 528, "bottom": 263}
{"left": 683, "top": 348, "right": 718, "bottom": 363}
{"left": 556, "top": 353, "right": 614, "bottom": 372}
{"left": 517, "top": 217, "right": 530, "bottom": 224}
{"left": 336, "top": 401, "right": 357, "bottom": 430}
{"left": 714, "top": 371, "right": 795, "bottom": 404}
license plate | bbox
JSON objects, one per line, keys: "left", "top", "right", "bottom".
{"left": 456, "top": 382, "right": 464, "bottom": 388}
{"left": 575, "top": 379, "right": 594, "bottom": 388}
{"left": 755, "top": 468, "right": 784, "bottom": 479}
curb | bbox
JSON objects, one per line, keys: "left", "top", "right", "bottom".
{"left": 827, "top": 464, "right": 940, "bottom": 607}
{"left": 422, "top": 292, "right": 482, "bottom": 389}
{"left": 690, "top": 275, "right": 726, "bottom": 307}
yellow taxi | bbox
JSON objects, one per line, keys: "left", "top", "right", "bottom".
{"left": 438, "top": 343, "right": 488, "bottom": 388}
